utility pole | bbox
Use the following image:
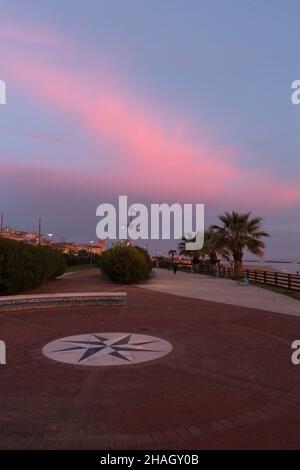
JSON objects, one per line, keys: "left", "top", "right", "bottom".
{"left": 38, "top": 217, "right": 42, "bottom": 245}
{"left": 0, "top": 211, "right": 3, "bottom": 233}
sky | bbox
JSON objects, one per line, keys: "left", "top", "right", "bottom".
{"left": 0, "top": 0, "right": 299, "bottom": 257}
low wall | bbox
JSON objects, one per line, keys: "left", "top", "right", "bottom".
{"left": 0, "top": 292, "right": 127, "bottom": 312}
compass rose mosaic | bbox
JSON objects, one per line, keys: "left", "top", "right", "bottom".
{"left": 42, "top": 332, "right": 173, "bottom": 366}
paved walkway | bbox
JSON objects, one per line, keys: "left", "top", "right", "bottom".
{"left": 26, "top": 268, "right": 120, "bottom": 294}
{"left": 138, "top": 269, "right": 300, "bottom": 317}
{"left": 1, "top": 269, "right": 300, "bottom": 449}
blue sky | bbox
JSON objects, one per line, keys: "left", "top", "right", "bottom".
{"left": 0, "top": 0, "right": 299, "bottom": 257}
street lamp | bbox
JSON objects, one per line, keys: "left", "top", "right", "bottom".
{"left": 89, "top": 240, "right": 94, "bottom": 265}
{"left": 127, "top": 207, "right": 138, "bottom": 245}
{"left": 48, "top": 233, "right": 53, "bottom": 243}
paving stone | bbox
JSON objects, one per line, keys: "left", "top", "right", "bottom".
{"left": 174, "top": 427, "right": 194, "bottom": 442}
{"left": 1, "top": 269, "right": 300, "bottom": 449}
{"left": 187, "top": 424, "right": 205, "bottom": 438}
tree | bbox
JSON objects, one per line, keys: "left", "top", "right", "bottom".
{"left": 211, "top": 211, "right": 269, "bottom": 278}
{"left": 200, "top": 229, "right": 230, "bottom": 273}
{"left": 99, "top": 243, "right": 152, "bottom": 283}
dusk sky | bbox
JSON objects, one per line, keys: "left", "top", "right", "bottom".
{"left": 0, "top": 0, "right": 299, "bottom": 257}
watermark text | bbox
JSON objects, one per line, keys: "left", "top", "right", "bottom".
{"left": 0, "top": 80, "right": 6, "bottom": 105}
{"left": 96, "top": 196, "right": 204, "bottom": 251}
{"left": 291, "top": 340, "right": 300, "bottom": 365}
{"left": 0, "top": 340, "right": 6, "bottom": 365}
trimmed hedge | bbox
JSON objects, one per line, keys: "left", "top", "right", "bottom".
{"left": 0, "top": 238, "right": 66, "bottom": 295}
{"left": 99, "top": 243, "right": 152, "bottom": 283}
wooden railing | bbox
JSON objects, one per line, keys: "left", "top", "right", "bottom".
{"left": 197, "top": 265, "right": 300, "bottom": 291}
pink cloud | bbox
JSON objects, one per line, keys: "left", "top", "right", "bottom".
{"left": 0, "top": 159, "right": 298, "bottom": 216}
{"left": 1, "top": 23, "right": 300, "bottom": 210}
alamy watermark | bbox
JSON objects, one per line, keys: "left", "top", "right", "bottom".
{"left": 0, "top": 80, "right": 6, "bottom": 105}
{"left": 0, "top": 340, "right": 6, "bottom": 365}
{"left": 291, "top": 340, "right": 300, "bottom": 365}
{"left": 96, "top": 196, "right": 204, "bottom": 250}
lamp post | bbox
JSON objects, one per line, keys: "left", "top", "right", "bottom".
{"left": 89, "top": 240, "right": 94, "bottom": 265}
{"left": 48, "top": 233, "right": 53, "bottom": 244}
{"left": 127, "top": 207, "right": 137, "bottom": 244}
{"left": 120, "top": 207, "right": 137, "bottom": 245}
{"left": 38, "top": 217, "right": 42, "bottom": 245}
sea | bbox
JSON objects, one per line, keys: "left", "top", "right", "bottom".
{"left": 243, "top": 259, "right": 300, "bottom": 274}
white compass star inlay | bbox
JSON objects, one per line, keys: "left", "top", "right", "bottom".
{"left": 43, "top": 332, "right": 173, "bottom": 366}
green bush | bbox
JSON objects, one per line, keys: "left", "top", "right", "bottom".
{"left": 0, "top": 238, "right": 66, "bottom": 295}
{"left": 99, "top": 243, "right": 152, "bottom": 283}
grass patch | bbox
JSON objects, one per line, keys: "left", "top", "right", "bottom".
{"left": 250, "top": 281, "right": 300, "bottom": 301}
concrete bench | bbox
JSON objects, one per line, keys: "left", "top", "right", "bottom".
{"left": 0, "top": 292, "right": 127, "bottom": 312}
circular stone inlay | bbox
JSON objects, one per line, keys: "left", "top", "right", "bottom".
{"left": 42, "top": 332, "right": 173, "bottom": 366}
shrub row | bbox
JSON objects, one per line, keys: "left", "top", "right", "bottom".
{"left": 99, "top": 244, "right": 152, "bottom": 283}
{"left": 0, "top": 238, "right": 66, "bottom": 295}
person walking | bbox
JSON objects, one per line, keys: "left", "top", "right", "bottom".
{"left": 172, "top": 263, "right": 178, "bottom": 275}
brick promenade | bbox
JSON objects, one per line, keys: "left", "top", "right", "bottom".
{"left": 1, "top": 269, "right": 300, "bottom": 449}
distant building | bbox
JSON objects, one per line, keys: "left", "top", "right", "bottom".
{"left": 0, "top": 226, "right": 105, "bottom": 254}
{"left": 51, "top": 239, "right": 105, "bottom": 255}
{"left": 0, "top": 226, "right": 48, "bottom": 246}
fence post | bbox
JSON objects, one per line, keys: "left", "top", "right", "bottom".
{"left": 274, "top": 272, "right": 278, "bottom": 286}
{"left": 288, "top": 274, "right": 291, "bottom": 290}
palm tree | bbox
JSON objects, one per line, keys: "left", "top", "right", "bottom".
{"left": 211, "top": 211, "right": 269, "bottom": 278}
{"left": 200, "top": 229, "right": 230, "bottom": 273}
{"left": 178, "top": 231, "right": 228, "bottom": 273}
